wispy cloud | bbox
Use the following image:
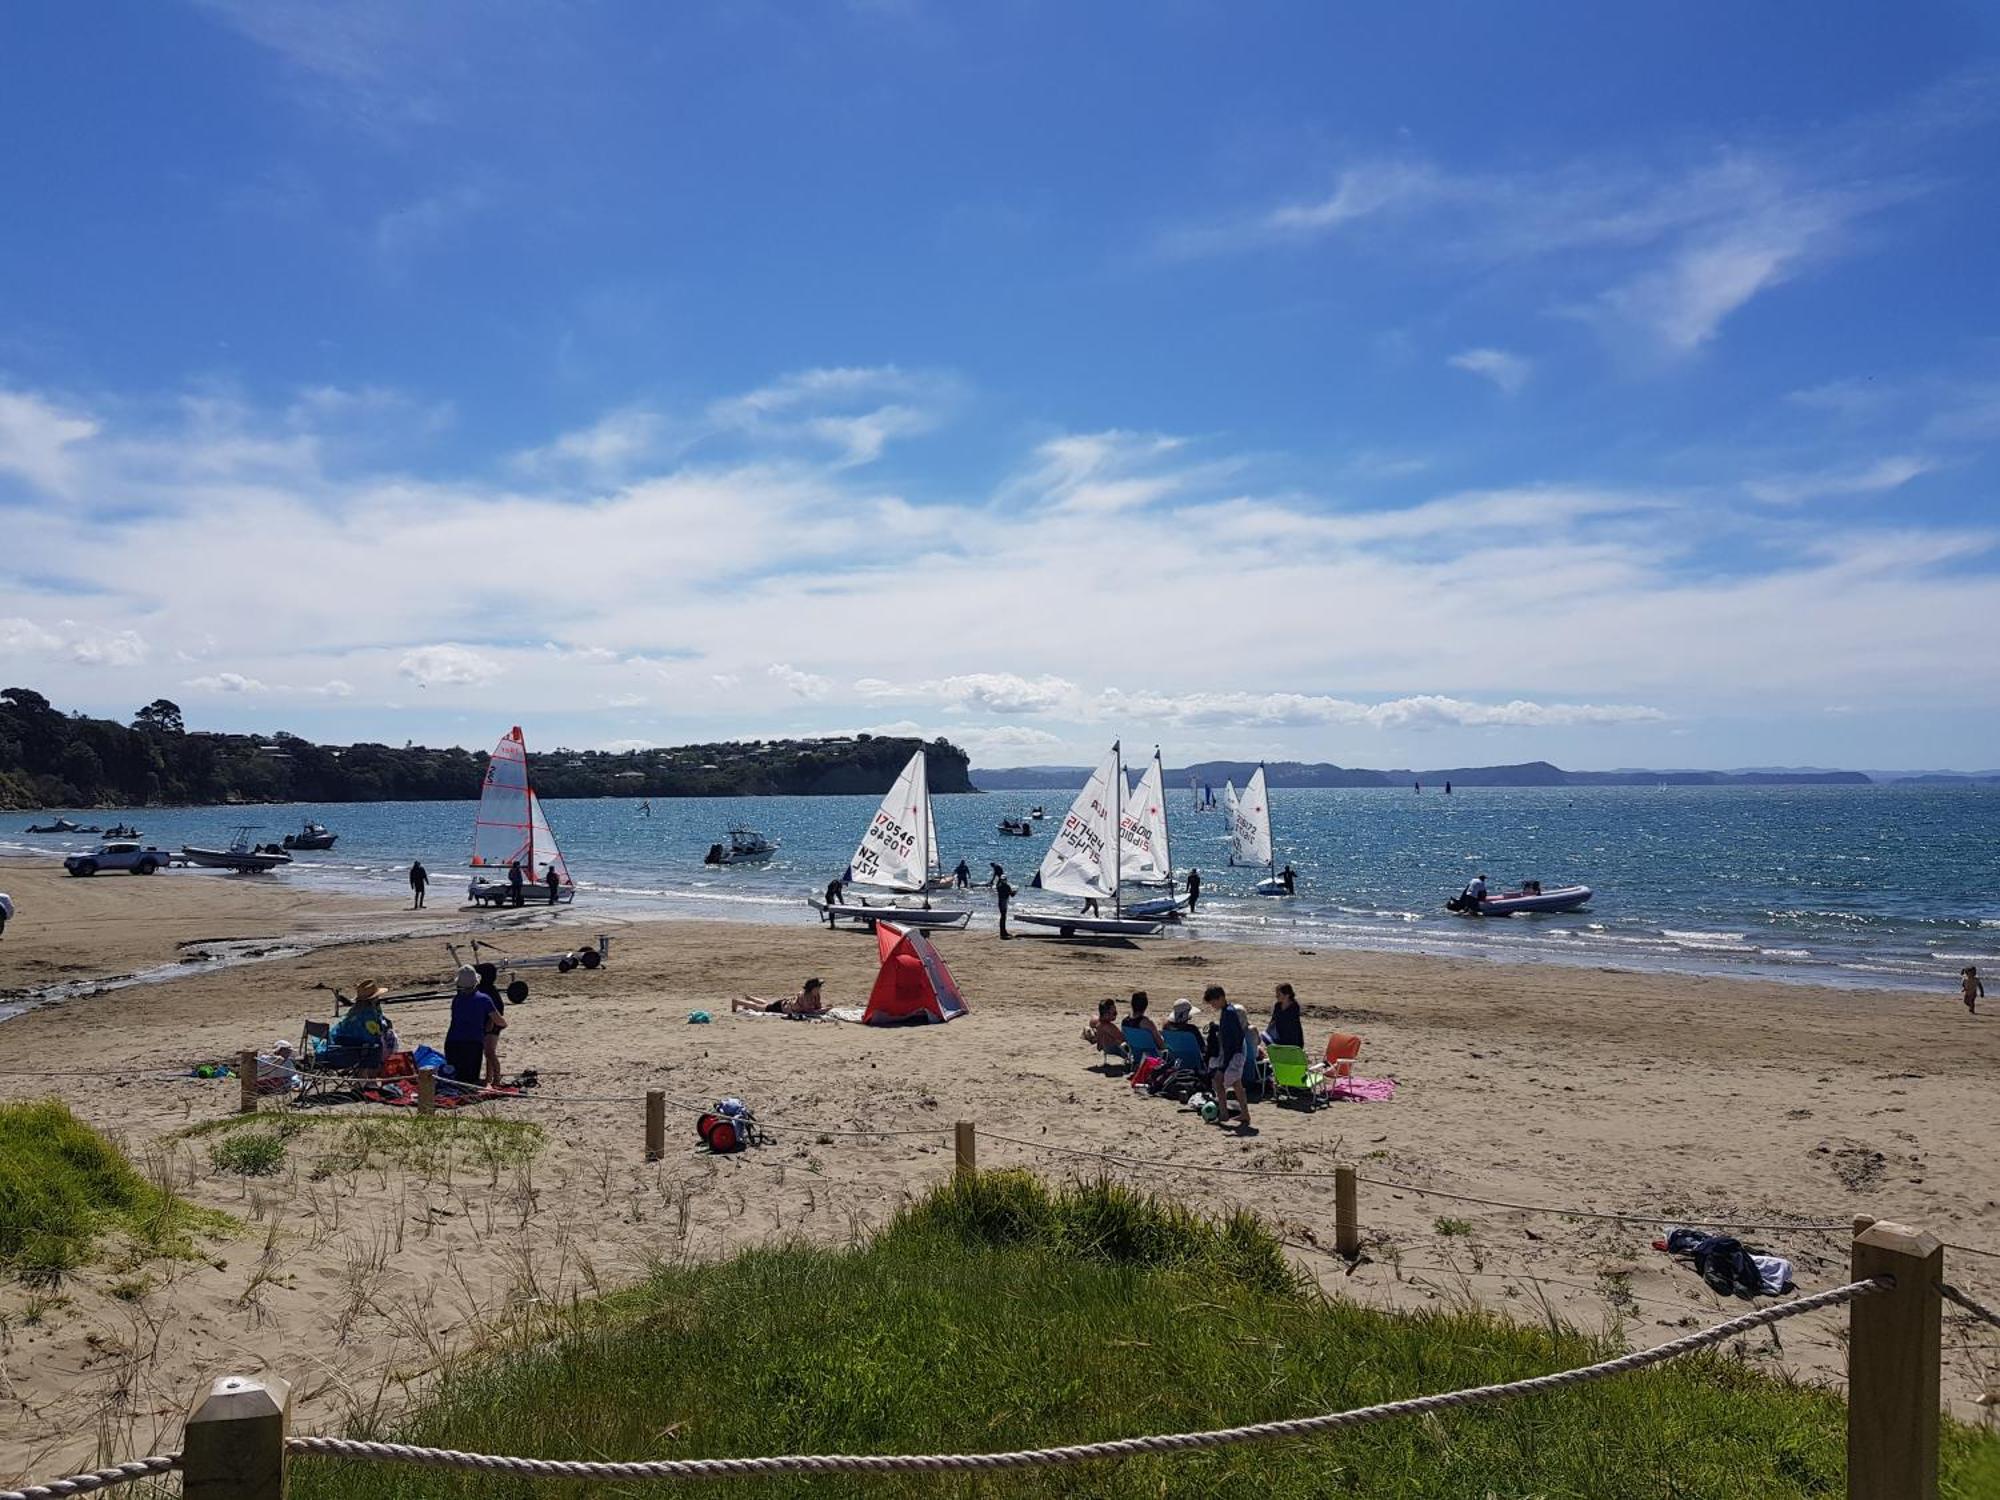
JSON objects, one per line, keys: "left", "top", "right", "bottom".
{"left": 1745, "top": 455, "right": 1936, "bottom": 505}
{"left": 0, "top": 390, "right": 100, "bottom": 495}
{"left": 1447, "top": 348, "right": 1532, "bottom": 395}
{"left": 398, "top": 644, "right": 503, "bottom": 688}
{"left": 707, "top": 366, "right": 959, "bottom": 467}
{"left": 1098, "top": 690, "right": 1666, "bottom": 732}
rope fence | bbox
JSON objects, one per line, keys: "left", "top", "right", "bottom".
{"left": 1940, "top": 1281, "right": 2000, "bottom": 1331}
{"left": 0, "top": 1455, "right": 181, "bottom": 1500}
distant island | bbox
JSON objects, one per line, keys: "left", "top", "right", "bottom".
{"left": 975, "top": 758, "right": 1891, "bottom": 790}
{"left": 0, "top": 688, "right": 973, "bottom": 808}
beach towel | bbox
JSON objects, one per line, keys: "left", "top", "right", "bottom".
{"left": 827, "top": 1006, "right": 868, "bottom": 1024}
{"left": 1324, "top": 1074, "right": 1397, "bottom": 1102}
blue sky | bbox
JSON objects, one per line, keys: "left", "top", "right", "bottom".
{"left": 2, "top": 2, "right": 1998, "bottom": 769}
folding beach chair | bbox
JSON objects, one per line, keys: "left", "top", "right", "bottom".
{"left": 293, "top": 1019, "right": 375, "bottom": 1106}
{"left": 1120, "top": 1024, "right": 1163, "bottom": 1063}
{"left": 1323, "top": 1033, "right": 1362, "bottom": 1081}
{"left": 1161, "top": 1028, "right": 1206, "bottom": 1074}
{"left": 1265, "top": 1044, "right": 1325, "bottom": 1108}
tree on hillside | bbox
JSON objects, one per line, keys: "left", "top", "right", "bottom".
{"left": 133, "top": 699, "right": 185, "bottom": 735}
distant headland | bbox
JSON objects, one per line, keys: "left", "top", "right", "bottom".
{"left": 0, "top": 688, "right": 973, "bottom": 808}
{"left": 974, "top": 759, "right": 1998, "bottom": 790}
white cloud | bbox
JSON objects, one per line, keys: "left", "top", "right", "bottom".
{"left": 600, "top": 737, "right": 657, "bottom": 753}
{"left": 183, "top": 672, "right": 268, "bottom": 694}
{"left": 514, "top": 407, "right": 663, "bottom": 477}
{"left": 0, "top": 617, "right": 65, "bottom": 653}
{"left": 857, "top": 672, "right": 1079, "bottom": 715}
{"left": 66, "top": 627, "right": 149, "bottom": 668}
{"left": 0, "top": 390, "right": 100, "bottom": 495}
{"left": 398, "top": 644, "right": 502, "bottom": 687}
{"left": 1745, "top": 455, "right": 1936, "bottom": 505}
{"left": 768, "top": 663, "right": 832, "bottom": 700}
{"left": 1447, "top": 348, "right": 1532, "bottom": 395}
{"left": 1098, "top": 690, "right": 1666, "bottom": 731}
{"left": 605, "top": 692, "right": 648, "bottom": 708}
{"left": 707, "top": 365, "right": 955, "bottom": 466}
{"left": 311, "top": 679, "right": 355, "bottom": 698}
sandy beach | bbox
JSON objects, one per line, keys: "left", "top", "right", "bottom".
{"left": 1, "top": 859, "right": 1996, "bottom": 1476}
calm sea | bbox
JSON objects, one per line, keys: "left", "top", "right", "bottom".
{"left": 5, "top": 785, "right": 1995, "bottom": 994}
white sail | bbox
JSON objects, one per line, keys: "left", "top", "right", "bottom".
{"left": 1230, "top": 766, "right": 1274, "bottom": 869}
{"left": 927, "top": 796, "right": 942, "bottom": 881}
{"left": 1222, "top": 779, "right": 1239, "bottom": 820}
{"left": 1037, "top": 743, "right": 1120, "bottom": 901}
{"left": 527, "top": 790, "right": 571, "bottom": 886}
{"left": 1118, "top": 750, "right": 1170, "bottom": 883}
{"left": 851, "top": 750, "right": 930, "bottom": 892}
{"left": 471, "top": 728, "right": 534, "bottom": 870}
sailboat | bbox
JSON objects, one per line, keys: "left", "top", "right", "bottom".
{"left": 468, "top": 727, "right": 575, "bottom": 905}
{"left": 810, "top": 750, "right": 970, "bottom": 929}
{"left": 1229, "top": 764, "right": 1290, "bottom": 896}
{"left": 1012, "top": 742, "right": 1164, "bottom": 938}
{"left": 1120, "top": 747, "right": 1189, "bottom": 920}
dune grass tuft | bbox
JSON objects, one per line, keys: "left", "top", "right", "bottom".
{"left": 289, "top": 1174, "right": 2000, "bottom": 1499}
{"left": 0, "top": 1098, "right": 229, "bottom": 1284}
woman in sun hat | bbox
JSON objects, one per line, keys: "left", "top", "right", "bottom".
{"left": 330, "top": 978, "right": 398, "bottom": 1073}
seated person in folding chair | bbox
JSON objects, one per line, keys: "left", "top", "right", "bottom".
{"left": 1265, "top": 982, "right": 1305, "bottom": 1050}
{"left": 1122, "top": 991, "right": 1165, "bottom": 1055}
{"left": 324, "top": 979, "right": 398, "bottom": 1074}
{"left": 1161, "top": 997, "right": 1208, "bottom": 1069}
{"left": 1082, "top": 998, "right": 1128, "bottom": 1066}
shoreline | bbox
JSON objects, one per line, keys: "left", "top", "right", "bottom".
{"left": 6, "top": 849, "right": 1975, "bottom": 1002}
{"left": 1, "top": 865, "right": 1997, "bottom": 1470}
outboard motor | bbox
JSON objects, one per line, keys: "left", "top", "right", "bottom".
{"left": 703, "top": 843, "right": 724, "bottom": 866}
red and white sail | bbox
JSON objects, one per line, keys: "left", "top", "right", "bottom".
{"left": 1038, "top": 743, "right": 1121, "bottom": 902}
{"left": 1229, "top": 765, "right": 1273, "bottom": 870}
{"left": 1118, "top": 748, "right": 1170, "bottom": 884}
{"left": 851, "top": 750, "right": 932, "bottom": 892}
{"left": 471, "top": 727, "right": 570, "bottom": 885}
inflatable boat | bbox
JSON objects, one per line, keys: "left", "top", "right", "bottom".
{"left": 1448, "top": 883, "right": 1592, "bottom": 916}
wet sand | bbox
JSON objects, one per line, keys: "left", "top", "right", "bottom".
{"left": 1, "top": 860, "right": 1995, "bottom": 1474}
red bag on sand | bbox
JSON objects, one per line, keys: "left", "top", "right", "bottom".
{"left": 697, "top": 1113, "right": 742, "bottom": 1153}
{"left": 1130, "top": 1055, "right": 1166, "bottom": 1090}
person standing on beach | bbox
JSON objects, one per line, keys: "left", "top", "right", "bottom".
{"left": 954, "top": 858, "right": 970, "bottom": 889}
{"left": 545, "top": 864, "right": 560, "bottom": 903}
{"left": 0, "top": 890, "right": 11, "bottom": 940}
{"left": 444, "top": 965, "right": 500, "bottom": 1086}
{"left": 1185, "top": 868, "right": 1201, "bottom": 913}
{"left": 823, "top": 876, "right": 844, "bottom": 924}
{"left": 507, "top": 859, "right": 525, "bottom": 907}
{"left": 1206, "top": 983, "right": 1252, "bottom": 1131}
{"left": 1964, "top": 965, "right": 1985, "bottom": 1016}
{"left": 995, "top": 874, "right": 1015, "bottom": 939}
{"left": 409, "top": 861, "right": 428, "bottom": 910}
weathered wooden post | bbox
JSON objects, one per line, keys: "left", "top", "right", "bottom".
{"left": 645, "top": 1090, "right": 666, "bottom": 1161}
{"left": 182, "top": 1373, "right": 292, "bottom": 1500}
{"left": 416, "top": 1070, "right": 436, "bottom": 1117}
{"left": 237, "top": 1049, "right": 258, "bottom": 1115}
{"left": 1847, "top": 1220, "right": 1941, "bottom": 1500}
{"left": 1334, "top": 1163, "right": 1360, "bottom": 1258}
{"left": 954, "top": 1121, "right": 976, "bottom": 1181}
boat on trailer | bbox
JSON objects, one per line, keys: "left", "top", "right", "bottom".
{"left": 182, "top": 826, "right": 292, "bottom": 872}
{"left": 467, "top": 727, "right": 576, "bottom": 905}
{"left": 1011, "top": 741, "right": 1163, "bottom": 939}
{"left": 813, "top": 748, "right": 969, "bottom": 929}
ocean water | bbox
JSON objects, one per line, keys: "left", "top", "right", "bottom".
{"left": 4, "top": 785, "right": 1996, "bottom": 993}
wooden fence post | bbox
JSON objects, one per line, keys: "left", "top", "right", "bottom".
{"left": 1334, "top": 1163, "right": 1360, "bottom": 1258}
{"left": 954, "top": 1121, "right": 976, "bottom": 1181}
{"left": 1847, "top": 1220, "right": 1941, "bottom": 1500}
{"left": 237, "top": 1049, "right": 258, "bottom": 1115}
{"left": 182, "top": 1374, "right": 291, "bottom": 1500}
{"left": 416, "top": 1070, "right": 436, "bottom": 1117}
{"left": 645, "top": 1090, "right": 666, "bottom": 1161}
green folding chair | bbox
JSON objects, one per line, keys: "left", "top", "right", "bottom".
{"left": 1265, "top": 1043, "right": 1325, "bottom": 1108}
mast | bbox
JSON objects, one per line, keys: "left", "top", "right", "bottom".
{"left": 1112, "top": 739, "right": 1123, "bottom": 920}
{"left": 1263, "top": 760, "right": 1275, "bottom": 885}
{"left": 919, "top": 749, "right": 931, "bottom": 899}
{"left": 1154, "top": 745, "right": 1171, "bottom": 892}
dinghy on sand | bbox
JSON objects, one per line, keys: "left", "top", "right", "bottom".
{"left": 1012, "top": 742, "right": 1163, "bottom": 938}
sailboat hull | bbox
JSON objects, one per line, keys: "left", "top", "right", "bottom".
{"left": 809, "top": 897, "right": 971, "bottom": 930}
{"left": 469, "top": 879, "right": 575, "bottom": 907}
{"left": 1011, "top": 911, "right": 1163, "bottom": 938}
{"left": 1253, "top": 878, "right": 1290, "bottom": 897}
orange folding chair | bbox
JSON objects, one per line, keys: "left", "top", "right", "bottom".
{"left": 1323, "top": 1032, "right": 1362, "bottom": 1081}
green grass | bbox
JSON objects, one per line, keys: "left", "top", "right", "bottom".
{"left": 290, "top": 1172, "right": 2000, "bottom": 1499}
{"left": 209, "top": 1133, "right": 288, "bottom": 1176}
{"left": 182, "top": 1113, "right": 543, "bottom": 1177}
{"left": 0, "top": 1099, "right": 230, "bottom": 1285}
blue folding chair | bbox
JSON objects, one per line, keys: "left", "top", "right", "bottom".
{"left": 1120, "top": 1023, "right": 1163, "bottom": 1062}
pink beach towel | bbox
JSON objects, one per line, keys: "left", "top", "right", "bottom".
{"left": 1325, "top": 1074, "right": 1397, "bottom": 1102}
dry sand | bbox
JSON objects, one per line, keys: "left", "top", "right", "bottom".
{"left": 1, "top": 859, "right": 1996, "bottom": 1476}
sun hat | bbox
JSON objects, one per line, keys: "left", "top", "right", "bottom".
{"left": 355, "top": 979, "right": 387, "bottom": 1003}
{"left": 1171, "top": 998, "right": 1198, "bottom": 1021}
{"left": 455, "top": 964, "right": 479, "bottom": 990}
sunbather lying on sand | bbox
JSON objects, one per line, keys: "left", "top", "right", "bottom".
{"left": 732, "top": 977, "right": 826, "bottom": 1016}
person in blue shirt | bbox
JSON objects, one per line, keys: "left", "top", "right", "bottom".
{"left": 1205, "top": 983, "right": 1254, "bottom": 1132}
{"left": 444, "top": 965, "right": 501, "bottom": 1086}
{"left": 330, "top": 978, "right": 398, "bottom": 1073}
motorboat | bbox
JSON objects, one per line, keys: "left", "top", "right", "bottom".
{"left": 182, "top": 827, "right": 292, "bottom": 872}
{"left": 26, "top": 817, "right": 100, "bottom": 834}
{"left": 282, "top": 820, "right": 338, "bottom": 851}
{"left": 1028, "top": 806, "right": 1045, "bottom": 820}
{"left": 102, "top": 822, "right": 143, "bottom": 839}
{"left": 997, "top": 817, "right": 1036, "bottom": 836}
{"left": 705, "top": 827, "right": 779, "bottom": 864}
{"left": 1447, "top": 881, "right": 1593, "bottom": 917}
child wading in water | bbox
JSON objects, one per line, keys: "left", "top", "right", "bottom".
{"left": 1963, "top": 965, "right": 1984, "bottom": 1016}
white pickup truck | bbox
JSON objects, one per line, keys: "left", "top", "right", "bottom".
{"left": 64, "top": 841, "right": 172, "bottom": 876}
